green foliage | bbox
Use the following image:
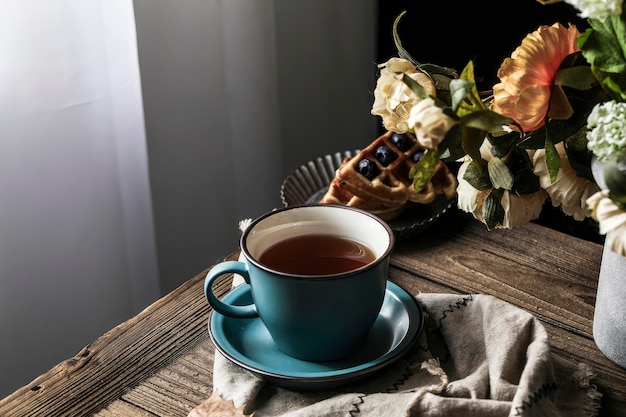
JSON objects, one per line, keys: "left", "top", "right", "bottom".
{"left": 565, "top": 127, "right": 595, "bottom": 181}
{"left": 460, "top": 126, "right": 487, "bottom": 170}
{"left": 604, "top": 158, "right": 626, "bottom": 210}
{"left": 463, "top": 159, "right": 491, "bottom": 190}
{"left": 461, "top": 110, "right": 514, "bottom": 132}
{"left": 440, "top": 124, "right": 465, "bottom": 161}
{"left": 392, "top": 11, "right": 418, "bottom": 66}
{"left": 544, "top": 137, "right": 562, "bottom": 183}
{"left": 483, "top": 188, "right": 506, "bottom": 230}
{"left": 451, "top": 62, "right": 484, "bottom": 115}
{"left": 577, "top": 12, "right": 626, "bottom": 100}
{"left": 450, "top": 79, "right": 478, "bottom": 114}
{"left": 409, "top": 148, "right": 441, "bottom": 192}
{"left": 555, "top": 52, "right": 598, "bottom": 90}
{"left": 402, "top": 73, "right": 430, "bottom": 100}
{"left": 511, "top": 148, "right": 541, "bottom": 195}
{"left": 488, "top": 157, "right": 514, "bottom": 190}
{"left": 488, "top": 131, "right": 519, "bottom": 159}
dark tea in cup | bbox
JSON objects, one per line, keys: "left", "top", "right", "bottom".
{"left": 258, "top": 234, "right": 376, "bottom": 275}
{"left": 204, "top": 204, "right": 394, "bottom": 361}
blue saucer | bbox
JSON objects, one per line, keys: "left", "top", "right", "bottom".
{"left": 208, "top": 281, "right": 423, "bottom": 391}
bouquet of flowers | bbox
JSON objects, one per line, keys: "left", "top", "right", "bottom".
{"left": 371, "top": 0, "right": 626, "bottom": 255}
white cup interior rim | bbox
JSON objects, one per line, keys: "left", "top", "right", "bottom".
{"left": 242, "top": 204, "right": 394, "bottom": 267}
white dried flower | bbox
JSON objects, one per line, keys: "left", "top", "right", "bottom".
{"left": 564, "top": 0, "right": 623, "bottom": 21}
{"left": 587, "top": 101, "right": 626, "bottom": 161}
{"left": 587, "top": 190, "right": 626, "bottom": 255}
{"left": 533, "top": 142, "right": 600, "bottom": 220}
{"left": 371, "top": 58, "right": 437, "bottom": 133}
{"left": 456, "top": 143, "right": 547, "bottom": 229}
{"left": 407, "top": 98, "right": 458, "bottom": 149}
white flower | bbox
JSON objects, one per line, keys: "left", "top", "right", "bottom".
{"left": 587, "top": 101, "right": 626, "bottom": 161}
{"left": 371, "top": 58, "right": 437, "bottom": 133}
{"left": 564, "top": 0, "right": 623, "bottom": 21}
{"left": 407, "top": 98, "right": 458, "bottom": 149}
{"left": 456, "top": 142, "right": 547, "bottom": 229}
{"left": 587, "top": 190, "right": 626, "bottom": 255}
{"left": 533, "top": 142, "right": 600, "bottom": 220}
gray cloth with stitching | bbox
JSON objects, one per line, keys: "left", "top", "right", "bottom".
{"left": 209, "top": 292, "right": 602, "bottom": 417}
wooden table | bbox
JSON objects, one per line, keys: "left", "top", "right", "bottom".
{"left": 1, "top": 209, "right": 625, "bottom": 417}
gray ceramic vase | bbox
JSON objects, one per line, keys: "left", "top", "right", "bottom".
{"left": 593, "top": 248, "right": 626, "bottom": 368}
{"left": 591, "top": 157, "right": 626, "bottom": 369}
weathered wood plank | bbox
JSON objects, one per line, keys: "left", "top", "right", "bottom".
{"left": 94, "top": 399, "right": 155, "bottom": 417}
{"left": 119, "top": 341, "right": 215, "bottom": 417}
{"left": 391, "top": 214, "right": 600, "bottom": 336}
{"left": 94, "top": 340, "right": 216, "bottom": 417}
{"left": 0, "top": 254, "right": 236, "bottom": 417}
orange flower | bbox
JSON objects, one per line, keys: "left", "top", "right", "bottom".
{"left": 491, "top": 23, "right": 580, "bottom": 133}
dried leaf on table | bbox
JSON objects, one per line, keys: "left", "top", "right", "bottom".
{"left": 188, "top": 391, "right": 253, "bottom": 417}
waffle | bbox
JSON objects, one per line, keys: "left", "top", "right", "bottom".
{"left": 320, "top": 131, "right": 457, "bottom": 220}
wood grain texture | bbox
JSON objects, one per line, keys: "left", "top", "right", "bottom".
{"left": 0, "top": 252, "right": 236, "bottom": 417}
{"left": 2, "top": 214, "right": 625, "bottom": 417}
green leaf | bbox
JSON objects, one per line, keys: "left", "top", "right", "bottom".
{"left": 402, "top": 74, "right": 430, "bottom": 100}
{"left": 564, "top": 127, "right": 595, "bottom": 181}
{"left": 513, "top": 166, "right": 541, "bottom": 195}
{"left": 487, "top": 130, "right": 519, "bottom": 159}
{"left": 428, "top": 73, "right": 454, "bottom": 104}
{"left": 461, "top": 126, "right": 487, "bottom": 168}
{"left": 463, "top": 159, "right": 491, "bottom": 190}
{"left": 392, "top": 11, "right": 418, "bottom": 66}
{"left": 460, "top": 110, "right": 515, "bottom": 132}
{"left": 544, "top": 137, "right": 562, "bottom": 183}
{"left": 419, "top": 64, "right": 458, "bottom": 79}
{"left": 604, "top": 158, "right": 626, "bottom": 210}
{"left": 409, "top": 148, "right": 441, "bottom": 192}
{"left": 559, "top": 50, "right": 592, "bottom": 69}
{"left": 511, "top": 148, "right": 541, "bottom": 195}
{"left": 591, "top": 66, "right": 626, "bottom": 101}
{"left": 488, "top": 157, "right": 514, "bottom": 190}
{"left": 577, "top": 14, "right": 626, "bottom": 100}
{"left": 439, "top": 125, "right": 465, "bottom": 161}
{"left": 578, "top": 14, "right": 626, "bottom": 74}
{"left": 554, "top": 65, "right": 598, "bottom": 90}
{"left": 450, "top": 79, "right": 475, "bottom": 113}
{"left": 483, "top": 188, "right": 505, "bottom": 230}
{"left": 453, "top": 62, "right": 488, "bottom": 116}
{"left": 429, "top": 73, "right": 453, "bottom": 90}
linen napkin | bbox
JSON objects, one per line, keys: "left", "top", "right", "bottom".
{"left": 191, "top": 291, "right": 602, "bottom": 417}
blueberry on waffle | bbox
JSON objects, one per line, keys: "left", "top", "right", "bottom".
{"left": 320, "top": 131, "right": 457, "bottom": 221}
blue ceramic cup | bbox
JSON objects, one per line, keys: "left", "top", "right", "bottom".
{"left": 204, "top": 204, "right": 394, "bottom": 362}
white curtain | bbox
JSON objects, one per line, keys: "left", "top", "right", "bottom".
{"left": 133, "top": 0, "right": 378, "bottom": 292}
{"left": 0, "top": 0, "right": 377, "bottom": 398}
{"left": 0, "top": 0, "right": 159, "bottom": 397}
{"left": 132, "top": 0, "right": 286, "bottom": 293}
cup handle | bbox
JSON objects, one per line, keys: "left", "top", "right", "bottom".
{"left": 204, "top": 261, "right": 258, "bottom": 318}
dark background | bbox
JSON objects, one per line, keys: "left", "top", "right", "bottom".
{"left": 376, "top": 1, "right": 588, "bottom": 90}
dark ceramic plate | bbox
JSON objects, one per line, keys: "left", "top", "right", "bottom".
{"left": 208, "top": 281, "right": 423, "bottom": 391}
{"left": 280, "top": 150, "right": 455, "bottom": 240}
